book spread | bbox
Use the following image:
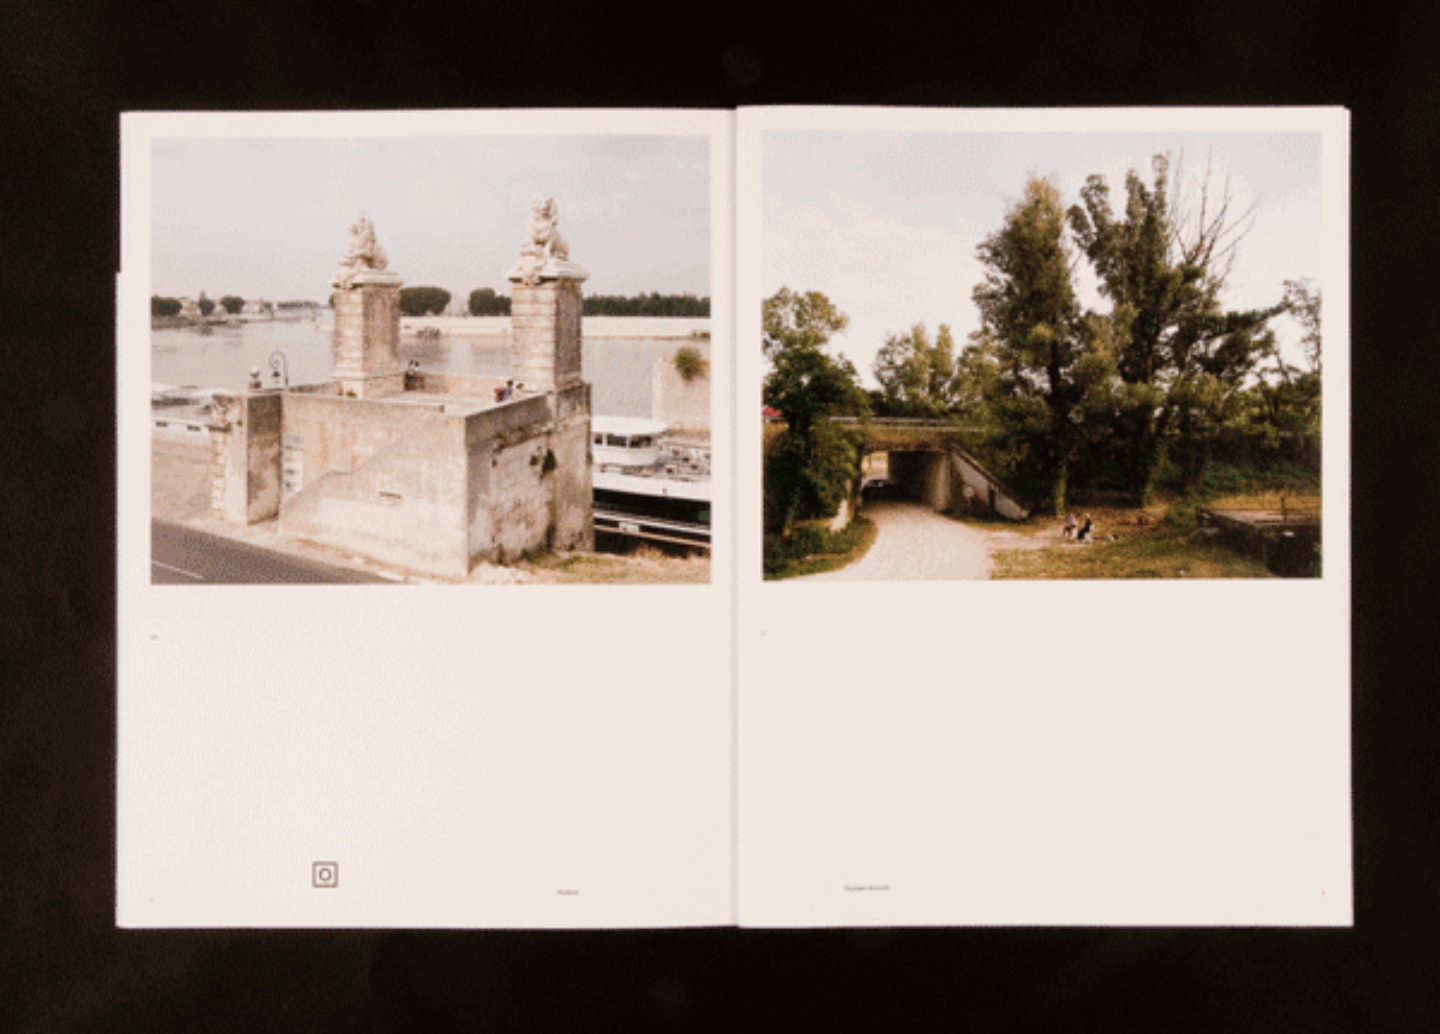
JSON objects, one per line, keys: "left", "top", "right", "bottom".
{"left": 118, "top": 106, "right": 1351, "bottom": 928}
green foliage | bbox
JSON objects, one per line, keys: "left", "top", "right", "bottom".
{"left": 1282, "top": 278, "right": 1322, "bottom": 375}
{"left": 468, "top": 288, "right": 510, "bottom": 316}
{"left": 872, "top": 323, "right": 965, "bottom": 417}
{"left": 1067, "top": 153, "right": 1287, "bottom": 504}
{"left": 151, "top": 296, "right": 181, "bottom": 318}
{"left": 672, "top": 345, "right": 709, "bottom": 383}
{"left": 973, "top": 175, "right": 1091, "bottom": 515}
{"left": 399, "top": 286, "right": 452, "bottom": 317}
{"left": 763, "top": 422, "right": 861, "bottom": 534}
{"left": 219, "top": 295, "right": 245, "bottom": 315}
{"left": 761, "top": 289, "right": 868, "bottom": 536}
{"left": 583, "top": 293, "right": 710, "bottom": 317}
{"left": 763, "top": 518, "right": 877, "bottom": 579}
{"left": 197, "top": 292, "right": 214, "bottom": 317}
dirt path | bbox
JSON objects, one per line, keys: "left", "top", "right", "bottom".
{"left": 800, "top": 498, "right": 994, "bottom": 581}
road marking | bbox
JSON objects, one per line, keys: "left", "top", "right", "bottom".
{"left": 152, "top": 560, "right": 205, "bottom": 580}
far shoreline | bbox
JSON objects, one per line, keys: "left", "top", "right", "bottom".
{"left": 400, "top": 315, "right": 710, "bottom": 339}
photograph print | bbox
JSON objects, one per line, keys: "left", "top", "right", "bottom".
{"left": 760, "top": 123, "right": 1331, "bottom": 582}
{"left": 141, "top": 124, "right": 715, "bottom": 586}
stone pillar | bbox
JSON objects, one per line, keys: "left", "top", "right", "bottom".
{"left": 332, "top": 270, "right": 404, "bottom": 398}
{"left": 508, "top": 276, "right": 586, "bottom": 392}
{"left": 330, "top": 213, "right": 404, "bottom": 398}
{"left": 506, "top": 193, "right": 588, "bottom": 393}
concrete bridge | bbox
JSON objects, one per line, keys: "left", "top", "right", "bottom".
{"left": 831, "top": 417, "right": 1032, "bottom": 521}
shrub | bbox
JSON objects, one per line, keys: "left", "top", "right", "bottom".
{"left": 673, "top": 345, "right": 709, "bottom": 383}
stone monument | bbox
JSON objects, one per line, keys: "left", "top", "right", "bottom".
{"left": 507, "top": 193, "right": 588, "bottom": 393}
{"left": 331, "top": 213, "right": 404, "bottom": 398}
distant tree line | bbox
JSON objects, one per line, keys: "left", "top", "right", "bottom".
{"left": 466, "top": 289, "right": 710, "bottom": 318}
{"left": 584, "top": 293, "right": 709, "bottom": 317}
{"left": 152, "top": 295, "right": 321, "bottom": 319}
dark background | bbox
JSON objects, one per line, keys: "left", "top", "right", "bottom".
{"left": 3, "top": 1, "right": 1435, "bottom": 1030}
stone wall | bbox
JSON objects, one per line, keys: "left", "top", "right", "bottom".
{"left": 461, "top": 386, "right": 592, "bottom": 565}
{"left": 278, "top": 394, "right": 469, "bottom": 577}
{"left": 208, "top": 391, "right": 283, "bottom": 525}
{"left": 888, "top": 448, "right": 1029, "bottom": 520}
{"left": 651, "top": 356, "right": 710, "bottom": 433}
{"left": 332, "top": 279, "right": 403, "bottom": 398}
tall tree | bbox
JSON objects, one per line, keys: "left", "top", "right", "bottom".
{"left": 220, "top": 295, "right": 245, "bottom": 315}
{"left": 1069, "top": 153, "right": 1284, "bottom": 502}
{"left": 973, "top": 175, "right": 1090, "bottom": 515}
{"left": 762, "top": 288, "right": 867, "bottom": 533}
{"left": 873, "top": 323, "right": 962, "bottom": 418}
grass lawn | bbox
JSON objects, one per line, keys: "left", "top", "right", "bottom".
{"left": 982, "top": 502, "right": 1287, "bottom": 579}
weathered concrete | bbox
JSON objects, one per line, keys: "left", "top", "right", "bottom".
{"left": 510, "top": 280, "right": 584, "bottom": 393}
{"left": 652, "top": 355, "right": 710, "bottom": 432}
{"left": 208, "top": 391, "right": 283, "bottom": 525}
{"left": 332, "top": 273, "right": 404, "bottom": 398}
{"left": 206, "top": 202, "right": 594, "bottom": 576}
{"left": 888, "top": 448, "right": 1029, "bottom": 521}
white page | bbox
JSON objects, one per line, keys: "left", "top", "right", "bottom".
{"left": 737, "top": 107, "right": 1351, "bottom": 926}
{"left": 118, "top": 110, "right": 735, "bottom": 928}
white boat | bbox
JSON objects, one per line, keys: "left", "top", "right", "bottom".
{"left": 592, "top": 416, "right": 669, "bottom": 469}
{"left": 590, "top": 416, "right": 710, "bottom": 549}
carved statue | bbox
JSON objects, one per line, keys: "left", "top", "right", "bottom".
{"left": 515, "top": 193, "right": 569, "bottom": 285}
{"left": 332, "top": 212, "right": 390, "bottom": 289}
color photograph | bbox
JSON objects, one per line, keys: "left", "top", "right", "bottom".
{"left": 144, "top": 130, "right": 714, "bottom": 584}
{"left": 760, "top": 128, "right": 1325, "bottom": 580}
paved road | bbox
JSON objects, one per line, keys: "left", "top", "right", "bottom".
{"left": 800, "top": 498, "right": 992, "bottom": 581}
{"left": 151, "top": 520, "right": 393, "bottom": 584}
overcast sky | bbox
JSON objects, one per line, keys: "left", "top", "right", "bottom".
{"left": 762, "top": 130, "right": 1325, "bottom": 387}
{"left": 151, "top": 134, "right": 711, "bottom": 304}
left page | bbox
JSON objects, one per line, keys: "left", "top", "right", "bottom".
{"left": 117, "top": 110, "right": 735, "bottom": 928}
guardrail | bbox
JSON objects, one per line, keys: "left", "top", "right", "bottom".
{"left": 593, "top": 508, "right": 710, "bottom": 550}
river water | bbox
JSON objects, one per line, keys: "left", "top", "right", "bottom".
{"left": 150, "top": 320, "right": 708, "bottom": 419}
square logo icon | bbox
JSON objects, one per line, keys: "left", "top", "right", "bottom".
{"left": 312, "top": 861, "right": 339, "bottom": 888}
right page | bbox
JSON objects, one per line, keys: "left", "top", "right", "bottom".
{"left": 737, "top": 107, "right": 1351, "bottom": 926}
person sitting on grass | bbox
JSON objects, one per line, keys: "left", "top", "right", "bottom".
{"left": 1077, "top": 514, "right": 1094, "bottom": 544}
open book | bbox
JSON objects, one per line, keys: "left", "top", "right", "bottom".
{"left": 117, "top": 107, "right": 1350, "bottom": 928}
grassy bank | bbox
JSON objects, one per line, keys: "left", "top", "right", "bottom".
{"left": 764, "top": 517, "right": 877, "bottom": 580}
{"left": 520, "top": 548, "right": 710, "bottom": 584}
{"left": 981, "top": 502, "right": 1284, "bottom": 579}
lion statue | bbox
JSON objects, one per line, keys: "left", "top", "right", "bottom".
{"left": 516, "top": 193, "right": 569, "bottom": 285}
{"left": 332, "top": 212, "right": 389, "bottom": 289}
